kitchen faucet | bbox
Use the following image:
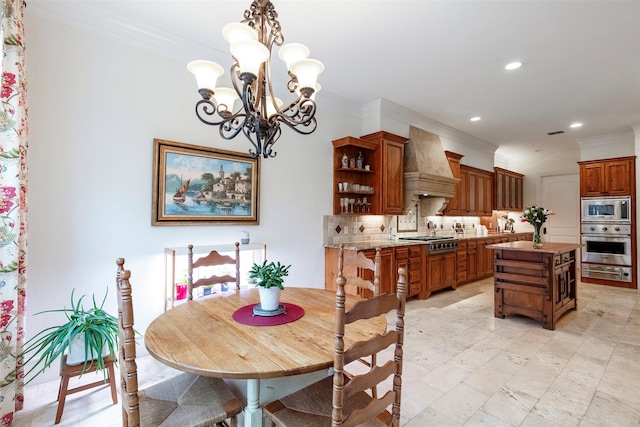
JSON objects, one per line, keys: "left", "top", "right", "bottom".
{"left": 427, "top": 220, "right": 437, "bottom": 236}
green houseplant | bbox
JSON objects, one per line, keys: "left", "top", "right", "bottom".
{"left": 22, "top": 289, "right": 118, "bottom": 383}
{"left": 249, "top": 261, "right": 291, "bottom": 311}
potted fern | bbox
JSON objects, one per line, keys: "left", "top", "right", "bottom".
{"left": 249, "top": 260, "right": 291, "bottom": 311}
{"left": 22, "top": 289, "right": 118, "bottom": 383}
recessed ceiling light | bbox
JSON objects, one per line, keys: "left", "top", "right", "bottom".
{"left": 470, "top": 116, "right": 481, "bottom": 122}
{"left": 505, "top": 61, "right": 522, "bottom": 71}
{"left": 570, "top": 122, "right": 583, "bottom": 128}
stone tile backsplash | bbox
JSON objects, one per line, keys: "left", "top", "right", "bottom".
{"left": 323, "top": 214, "right": 485, "bottom": 245}
{"left": 323, "top": 210, "right": 527, "bottom": 245}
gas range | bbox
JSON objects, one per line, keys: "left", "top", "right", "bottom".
{"left": 398, "top": 236, "right": 458, "bottom": 254}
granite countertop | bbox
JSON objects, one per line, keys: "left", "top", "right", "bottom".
{"left": 325, "top": 232, "right": 532, "bottom": 251}
{"left": 325, "top": 239, "right": 423, "bottom": 251}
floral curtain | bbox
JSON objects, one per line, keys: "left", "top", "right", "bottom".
{"left": 0, "top": 0, "right": 27, "bottom": 424}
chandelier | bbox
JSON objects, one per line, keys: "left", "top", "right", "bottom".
{"left": 188, "top": 0, "right": 324, "bottom": 159}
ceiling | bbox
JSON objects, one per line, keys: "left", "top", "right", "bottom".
{"left": 27, "top": 1, "right": 640, "bottom": 164}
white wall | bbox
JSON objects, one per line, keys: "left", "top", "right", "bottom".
{"left": 25, "top": 13, "right": 361, "bottom": 383}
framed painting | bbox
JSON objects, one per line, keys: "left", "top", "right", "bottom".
{"left": 152, "top": 139, "right": 260, "bottom": 225}
{"left": 397, "top": 204, "right": 418, "bottom": 232}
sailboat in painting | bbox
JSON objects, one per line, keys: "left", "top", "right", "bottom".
{"left": 173, "top": 177, "right": 191, "bottom": 203}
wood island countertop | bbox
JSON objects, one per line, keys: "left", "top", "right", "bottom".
{"left": 487, "top": 240, "right": 581, "bottom": 254}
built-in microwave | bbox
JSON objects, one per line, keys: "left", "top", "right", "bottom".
{"left": 581, "top": 196, "right": 631, "bottom": 223}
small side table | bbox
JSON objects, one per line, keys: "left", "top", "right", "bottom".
{"left": 55, "top": 354, "right": 117, "bottom": 424}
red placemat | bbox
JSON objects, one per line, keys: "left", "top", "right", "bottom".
{"left": 232, "top": 302, "right": 305, "bottom": 326}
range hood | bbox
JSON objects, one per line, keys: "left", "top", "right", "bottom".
{"left": 404, "top": 126, "right": 459, "bottom": 216}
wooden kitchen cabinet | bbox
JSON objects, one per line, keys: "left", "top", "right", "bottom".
{"left": 455, "top": 164, "right": 493, "bottom": 216}
{"left": 494, "top": 167, "right": 523, "bottom": 210}
{"left": 476, "top": 239, "right": 491, "bottom": 278}
{"left": 466, "top": 240, "right": 477, "bottom": 282}
{"left": 578, "top": 156, "right": 636, "bottom": 197}
{"left": 332, "top": 132, "right": 408, "bottom": 215}
{"left": 409, "top": 245, "right": 424, "bottom": 299}
{"left": 395, "top": 245, "right": 424, "bottom": 298}
{"left": 425, "top": 251, "right": 456, "bottom": 298}
{"left": 477, "top": 170, "right": 494, "bottom": 215}
{"left": 444, "top": 151, "right": 464, "bottom": 215}
{"left": 459, "top": 166, "right": 471, "bottom": 214}
{"left": 456, "top": 240, "right": 468, "bottom": 283}
{"left": 360, "top": 131, "right": 409, "bottom": 215}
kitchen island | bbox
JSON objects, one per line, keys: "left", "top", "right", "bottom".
{"left": 487, "top": 241, "right": 580, "bottom": 330}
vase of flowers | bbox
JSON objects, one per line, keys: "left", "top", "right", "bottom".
{"left": 520, "top": 205, "right": 553, "bottom": 248}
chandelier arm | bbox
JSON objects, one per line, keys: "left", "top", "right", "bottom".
{"left": 276, "top": 98, "right": 318, "bottom": 127}
{"left": 276, "top": 116, "right": 317, "bottom": 136}
{"left": 195, "top": 99, "right": 236, "bottom": 127}
{"left": 218, "top": 114, "right": 247, "bottom": 140}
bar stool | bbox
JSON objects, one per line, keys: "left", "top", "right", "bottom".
{"left": 55, "top": 354, "right": 117, "bottom": 424}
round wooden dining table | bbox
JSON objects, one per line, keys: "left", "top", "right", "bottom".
{"left": 144, "top": 287, "right": 387, "bottom": 427}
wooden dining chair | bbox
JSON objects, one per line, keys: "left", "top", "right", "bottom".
{"left": 262, "top": 265, "right": 407, "bottom": 426}
{"left": 116, "top": 258, "right": 243, "bottom": 427}
{"left": 338, "top": 244, "right": 382, "bottom": 398}
{"left": 187, "top": 243, "right": 240, "bottom": 300}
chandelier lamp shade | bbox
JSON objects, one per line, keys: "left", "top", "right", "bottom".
{"left": 188, "top": 0, "right": 324, "bottom": 158}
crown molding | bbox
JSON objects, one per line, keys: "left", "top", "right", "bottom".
{"left": 578, "top": 128, "right": 635, "bottom": 147}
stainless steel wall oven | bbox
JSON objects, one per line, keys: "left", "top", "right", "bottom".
{"left": 581, "top": 223, "right": 632, "bottom": 283}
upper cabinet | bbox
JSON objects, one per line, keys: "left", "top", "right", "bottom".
{"left": 494, "top": 167, "right": 523, "bottom": 211}
{"left": 444, "top": 151, "right": 494, "bottom": 216}
{"left": 444, "top": 151, "right": 463, "bottom": 215}
{"left": 332, "top": 131, "right": 408, "bottom": 215}
{"left": 444, "top": 151, "right": 493, "bottom": 216}
{"left": 578, "top": 156, "right": 636, "bottom": 197}
{"left": 461, "top": 166, "right": 493, "bottom": 216}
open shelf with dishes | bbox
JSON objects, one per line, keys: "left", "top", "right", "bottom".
{"left": 332, "top": 136, "right": 378, "bottom": 215}
{"left": 332, "top": 132, "right": 408, "bottom": 215}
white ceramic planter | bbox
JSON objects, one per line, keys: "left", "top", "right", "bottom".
{"left": 66, "top": 333, "right": 109, "bottom": 365}
{"left": 258, "top": 286, "right": 281, "bottom": 311}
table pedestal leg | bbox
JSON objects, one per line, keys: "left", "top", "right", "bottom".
{"left": 244, "top": 378, "right": 262, "bottom": 427}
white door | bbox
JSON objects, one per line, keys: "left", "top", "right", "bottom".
{"left": 540, "top": 173, "right": 580, "bottom": 244}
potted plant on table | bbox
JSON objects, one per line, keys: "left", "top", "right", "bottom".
{"left": 249, "top": 260, "right": 291, "bottom": 311}
{"left": 22, "top": 289, "right": 119, "bottom": 384}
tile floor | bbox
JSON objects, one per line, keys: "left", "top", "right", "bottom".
{"left": 13, "top": 278, "right": 640, "bottom": 426}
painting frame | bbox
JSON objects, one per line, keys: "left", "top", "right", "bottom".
{"left": 152, "top": 138, "right": 260, "bottom": 226}
{"left": 397, "top": 204, "right": 418, "bottom": 232}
